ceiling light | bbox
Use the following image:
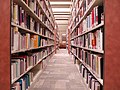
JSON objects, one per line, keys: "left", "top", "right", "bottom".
{"left": 52, "top": 8, "right": 70, "bottom": 12}
{"left": 53, "top": 12, "right": 70, "bottom": 15}
{"left": 50, "top": 1, "right": 72, "bottom": 5}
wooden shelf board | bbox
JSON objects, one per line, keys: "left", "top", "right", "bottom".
{"left": 71, "top": 22, "right": 104, "bottom": 40}
{"left": 11, "top": 44, "right": 54, "bottom": 54}
{"left": 71, "top": 44, "right": 104, "bottom": 54}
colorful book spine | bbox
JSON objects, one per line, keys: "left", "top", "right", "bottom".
{"left": 12, "top": 73, "right": 33, "bottom": 90}
{"left": 79, "top": 64, "right": 102, "bottom": 90}
{"left": 72, "top": 48, "right": 103, "bottom": 79}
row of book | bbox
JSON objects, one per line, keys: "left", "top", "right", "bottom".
{"left": 76, "top": 0, "right": 83, "bottom": 13}
{"left": 42, "top": 0, "right": 55, "bottom": 27}
{"left": 72, "top": 47, "right": 103, "bottom": 79}
{"left": 78, "top": 49, "right": 103, "bottom": 79}
{"left": 11, "top": 51, "right": 42, "bottom": 81}
{"left": 82, "top": 0, "right": 93, "bottom": 15}
{"left": 71, "top": 4, "right": 104, "bottom": 32}
{"left": 11, "top": 47, "right": 54, "bottom": 90}
{"left": 11, "top": 27, "right": 54, "bottom": 51}
{"left": 69, "top": 0, "right": 77, "bottom": 27}
{"left": 84, "top": 29, "right": 103, "bottom": 50}
{"left": 71, "top": 28, "right": 103, "bottom": 50}
{"left": 74, "top": 58, "right": 103, "bottom": 90}
{"left": 11, "top": 46, "right": 53, "bottom": 81}
{"left": 45, "top": 0, "right": 55, "bottom": 26}
{"left": 28, "top": 0, "right": 54, "bottom": 29}
{"left": 70, "top": 0, "right": 83, "bottom": 26}
{"left": 11, "top": 58, "right": 48, "bottom": 90}
{"left": 40, "top": 27, "right": 54, "bottom": 39}
{"left": 11, "top": 73, "right": 33, "bottom": 90}
{"left": 71, "top": 35, "right": 84, "bottom": 46}
{"left": 71, "top": 0, "right": 93, "bottom": 29}
{"left": 79, "top": 63, "right": 103, "bottom": 90}
{"left": 82, "top": 5, "right": 104, "bottom": 32}
{"left": 77, "top": 0, "right": 94, "bottom": 24}
{"left": 11, "top": 1, "right": 54, "bottom": 32}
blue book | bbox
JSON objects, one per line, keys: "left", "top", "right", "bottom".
{"left": 18, "top": 79, "right": 23, "bottom": 90}
{"left": 38, "top": 36, "right": 41, "bottom": 46}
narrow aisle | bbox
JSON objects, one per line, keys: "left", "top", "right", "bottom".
{"left": 29, "top": 49, "right": 88, "bottom": 90}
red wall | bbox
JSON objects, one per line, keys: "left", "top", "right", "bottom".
{"left": 104, "top": 0, "right": 120, "bottom": 90}
{"left": 0, "top": 0, "right": 10, "bottom": 90}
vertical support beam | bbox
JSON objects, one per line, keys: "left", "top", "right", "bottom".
{"left": 0, "top": 0, "right": 10, "bottom": 89}
{"left": 54, "top": 23, "right": 57, "bottom": 54}
{"left": 68, "top": 29, "right": 70, "bottom": 54}
{"left": 54, "top": 29, "right": 57, "bottom": 54}
{"left": 104, "top": 0, "right": 120, "bottom": 89}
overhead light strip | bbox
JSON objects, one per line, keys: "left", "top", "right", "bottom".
{"left": 50, "top": 1, "right": 72, "bottom": 5}
{"left": 52, "top": 8, "right": 70, "bottom": 12}
{"left": 54, "top": 15, "right": 70, "bottom": 18}
{"left": 53, "top": 12, "right": 70, "bottom": 14}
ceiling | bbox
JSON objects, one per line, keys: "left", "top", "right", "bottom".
{"left": 50, "top": 0, "right": 71, "bottom": 25}
{"left": 49, "top": 0, "right": 72, "bottom": 42}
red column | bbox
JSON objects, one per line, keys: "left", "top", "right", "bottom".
{"left": 0, "top": 0, "right": 11, "bottom": 90}
{"left": 68, "top": 29, "right": 70, "bottom": 54}
{"left": 54, "top": 28, "right": 57, "bottom": 54}
{"left": 104, "top": 0, "right": 120, "bottom": 89}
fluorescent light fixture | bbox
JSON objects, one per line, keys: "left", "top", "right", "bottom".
{"left": 54, "top": 15, "right": 70, "bottom": 18}
{"left": 62, "top": 34, "right": 66, "bottom": 35}
{"left": 50, "top": 1, "right": 72, "bottom": 5}
{"left": 55, "top": 17, "right": 69, "bottom": 20}
{"left": 52, "top": 8, "right": 70, "bottom": 12}
{"left": 56, "top": 20, "right": 68, "bottom": 24}
{"left": 53, "top": 12, "right": 70, "bottom": 15}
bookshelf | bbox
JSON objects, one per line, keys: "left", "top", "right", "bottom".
{"left": 10, "top": 0, "right": 58, "bottom": 89}
{"left": 11, "top": 49, "right": 55, "bottom": 84}
{"left": 54, "top": 23, "right": 59, "bottom": 53}
{"left": 68, "top": 0, "right": 104, "bottom": 90}
{"left": 70, "top": 51, "right": 103, "bottom": 85}
{"left": 67, "top": 27, "right": 71, "bottom": 54}
{"left": 69, "top": 0, "right": 103, "bottom": 35}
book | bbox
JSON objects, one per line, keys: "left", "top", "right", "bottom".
{"left": 13, "top": 27, "right": 19, "bottom": 51}
{"left": 13, "top": 3, "right": 19, "bottom": 24}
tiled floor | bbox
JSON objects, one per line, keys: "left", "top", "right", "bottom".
{"left": 29, "top": 49, "right": 88, "bottom": 90}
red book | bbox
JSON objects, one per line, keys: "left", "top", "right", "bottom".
{"left": 92, "top": 9, "right": 94, "bottom": 27}
{"left": 92, "top": 32, "right": 96, "bottom": 49}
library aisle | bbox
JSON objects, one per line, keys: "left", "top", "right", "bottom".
{"left": 29, "top": 49, "right": 88, "bottom": 90}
